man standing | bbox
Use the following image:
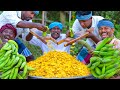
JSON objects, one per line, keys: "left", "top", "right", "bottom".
{"left": 67, "top": 11, "right": 104, "bottom": 64}
{"left": 0, "top": 11, "right": 47, "bottom": 61}
{"left": 29, "top": 22, "right": 72, "bottom": 54}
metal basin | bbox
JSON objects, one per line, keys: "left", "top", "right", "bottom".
{"left": 28, "top": 75, "right": 95, "bottom": 79}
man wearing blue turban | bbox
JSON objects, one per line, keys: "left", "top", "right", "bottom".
{"left": 0, "top": 11, "right": 48, "bottom": 62}
{"left": 29, "top": 22, "right": 73, "bottom": 54}
{"left": 66, "top": 11, "right": 104, "bottom": 64}
{"left": 97, "top": 19, "right": 120, "bottom": 49}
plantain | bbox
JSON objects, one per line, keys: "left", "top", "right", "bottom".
{"left": 1, "top": 69, "right": 11, "bottom": 79}
{"left": 21, "top": 65, "right": 28, "bottom": 78}
{"left": 15, "top": 59, "right": 23, "bottom": 68}
{"left": 101, "top": 65, "right": 106, "bottom": 74}
{"left": 17, "top": 73, "right": 23, "bottom": 79}
{"left": 9, "top": 68, "right": 15, "bottom": 79}
{"left": 95, "top": 67, "right": 102, "bottom": 75}
{"left": 8, "top": 40, "right": 18, "bottom": 49}
{"left": 27, "top": 66, "right": 36, "bottom": 71}
{"left": 12, "top": 67, "right": 19, "bottom": 79}
{"left": 19, "top": 54, "right": 26, "bottom": 62}
{"left": 20, "top": 62, "right": 26, "bottom": 69}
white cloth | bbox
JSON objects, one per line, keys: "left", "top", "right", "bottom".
{"left": 0, "top": 11, "right": 31, "bottom": 41}
{"left": 29, "top": 33, "right": 71, "bottom": 54}
{"left": 72, "top": 16, "right": 104, "bottom": 48}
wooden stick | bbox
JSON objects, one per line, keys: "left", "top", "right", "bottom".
{"left": 57, "top": 39, "right": 65, "bottom": 45}
{"left": 30, "top": 30, "right": 47, "bottom": 44}
{"left": 64, "top": 32, "right": 89, "bottom": 47}
{"left": 64, "top": 28, "right": 94, "bottom": 47}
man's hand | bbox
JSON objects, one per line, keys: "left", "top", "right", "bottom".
{"left": 36, "top": 23, "right": 48, "bottom": 32}
{"left": 86, "top": 27, "right": 94, "bottom": 38}
{"left": 64, "top": 37, "right": 74, "bottom": 42}
{"left": 66, "top": 30, "right": 71, "bottom": 37}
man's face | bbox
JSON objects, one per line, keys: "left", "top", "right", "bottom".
{"left": 2, "top": 29, "right": 16, "bottom": 40}
{"left": 79, "top": 18, "right": 92, "bottom": 29}
{"left": 99, "top": 26, "right": 114, "bottom": 39}
{"left": 22, "top": 11, "right": 35, "bottom": 21}
{"left": 50, "top": 26, "right": 61, "bottom": 39}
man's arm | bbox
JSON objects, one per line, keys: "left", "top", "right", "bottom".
{"left": 17, "top": 21, "right": 47, "bottom": 32}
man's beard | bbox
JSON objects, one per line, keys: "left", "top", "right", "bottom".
{"left": 51, "top": 32, "right": 60, "bottom": 39}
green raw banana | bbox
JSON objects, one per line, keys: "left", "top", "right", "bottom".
{"left": 7, "top": 56, "right": 20, "bottom": 69}
{"left": 5, "top": 55, "right": 15, "bottom": 67}
{"left": 9, "top": 68, "right": 15, "bottom": 79}
{"left": 105, "top": 68, "right": 117, "bottom": 74}
{"left": 90, "top": 57, "right": 101, "bottom": 64}
{"left": 95, "top": 67, "right": 102, "bottom": 75}
{"left": 105, "top": 43, "right": 114, "bottom": 48}
{"left": 0, "top": 56, "right": 10, "bottom": 69}
{"left": 2, "top": 74, "right": 10, "bottom": 79}
{"left": 42, "top": 32, "right": 47, "bottom": 37}
{"left": 101, "top": 65, "right": 106, "bottom": 74}
{"left": 0, "top": 50, "right": 6, "bottom": 56}
{"left": 8, "top": 40, "right": 18, "bottom": 49}
{"left": 2, "top": 43, "right": 12, "bottom": 50}
{"left": 97, "top": 74, "right": 106, "bottom": 79}
{"left": 19, "top": 54, "right": 26, "bottom": 62}
{"left": 90, "top": 69, "right": 99, "bottom": 78}
{"left": 0, "top": 55, "right": 8, "bottom": 63}
{"left": 100, "top": 47, "right": 108, "bottom": 52}
{"left": 4, "top": 50, "right": 12, "bottom": 57}
{"left": 93, "top": 51, "right": 100, "bottom": 55}
{"left": 12, "top": 47, "right": 18, "bottom": 55}
{"left": 101, "top": 58, "right": 112, "bottom": 63}
{"left": 15, "top": 59, "right": 23, "bottom": 68}
{"left": 90, "top": 61, "right": 101, "bottom": 70}
{"left": 27, "top": 66, "right": 35, "bottom": 71}
{"left": 87, "top": 63, "right": 92, "bottom": 68}
{"left": 106, "top": 63, "right": 119, "bottom": 71}
{"left": 104, "top": 70, "right": 117, "bottom": 79}
{"left": 107, "top": 48, "right": 115, "bottom": 51}
{"left": 99, "top": 51, "right": 114, "bottom": 56}
{"left": 1, "top": 69, "right": 11, "bottom": 78}
{"left": 20, "top": 62, "right": 26, "bottom": 69}
{"left": 95, "top": 37, "right": 112, "bottom": 51}
{"left": 77, "top": 40, "right": 93, "bottom": 51}
{"left": 105, "top": 59, "right": 118, "bottom": 67}
{"left": 1, "top": 42, "right": 9, "bottom": 50}
{"left": 70, "top": 28, "right": 74, "bottom": 38}
{"left": 98, "top": 64, "right": 105, "bottom": 68}
{"left": 10, "top": 43, "right": 16, "bottom": 53}
{"left": 12, "top": 67, "right": 19, "bottom": 79}
{"left": 21, "top": 65, "right": 28, "bottom": 78}
{"left": 42, "top": 26, "right": 48, "bottom": 37}
{"left": 114, "top": 50, "right": 120, "bottom": 57}
{"left": 17, "top": 73, "right": 23, "bottom": 79}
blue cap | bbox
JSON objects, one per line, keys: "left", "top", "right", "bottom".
{"left": 97, "top": 19, "right": 114, "bottom": 29}
{"left": 49, "top": 22, "right": 63, "bottom": 30}
{"left": 76, "top": 11, "right": 92, "bottom": 20}
{"left": 33, "top": 11, "right": 39, "bottom": 15}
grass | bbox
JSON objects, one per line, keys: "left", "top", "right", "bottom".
{"left": 19, "top": 38, "right": 43, "bottom": 59}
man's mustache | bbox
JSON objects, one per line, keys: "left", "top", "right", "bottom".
{"left": 51, "top": 32, "right": 59, "bottom": 35}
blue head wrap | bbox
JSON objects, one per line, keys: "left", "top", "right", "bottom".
{"left": 76, "top": 11, "right": 92, "bottom": 20}
{"left": 97, "top": 19, "right": 114, "bottom": 29}
{"left": 49, "top": 22, "right": 63, "bottom": 30}
{"left": 33, "top": 11, "right": 39, "bottom": 15}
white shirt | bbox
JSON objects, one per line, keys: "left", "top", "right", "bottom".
{"left": 0, "top": 11, "right": 31, "bottom": 41}
{"left": 29, "top": 33, "right": 71, "bottom": 54}
{"left": 72, "top": 16, "right": 104, "bottom": 48}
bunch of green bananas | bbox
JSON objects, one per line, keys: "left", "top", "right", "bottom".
{"left": 0, "top": 40, "right": 35, "bottom": 79}
{"left": 88, "top": 37, "right": 120, "bottom": 79}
